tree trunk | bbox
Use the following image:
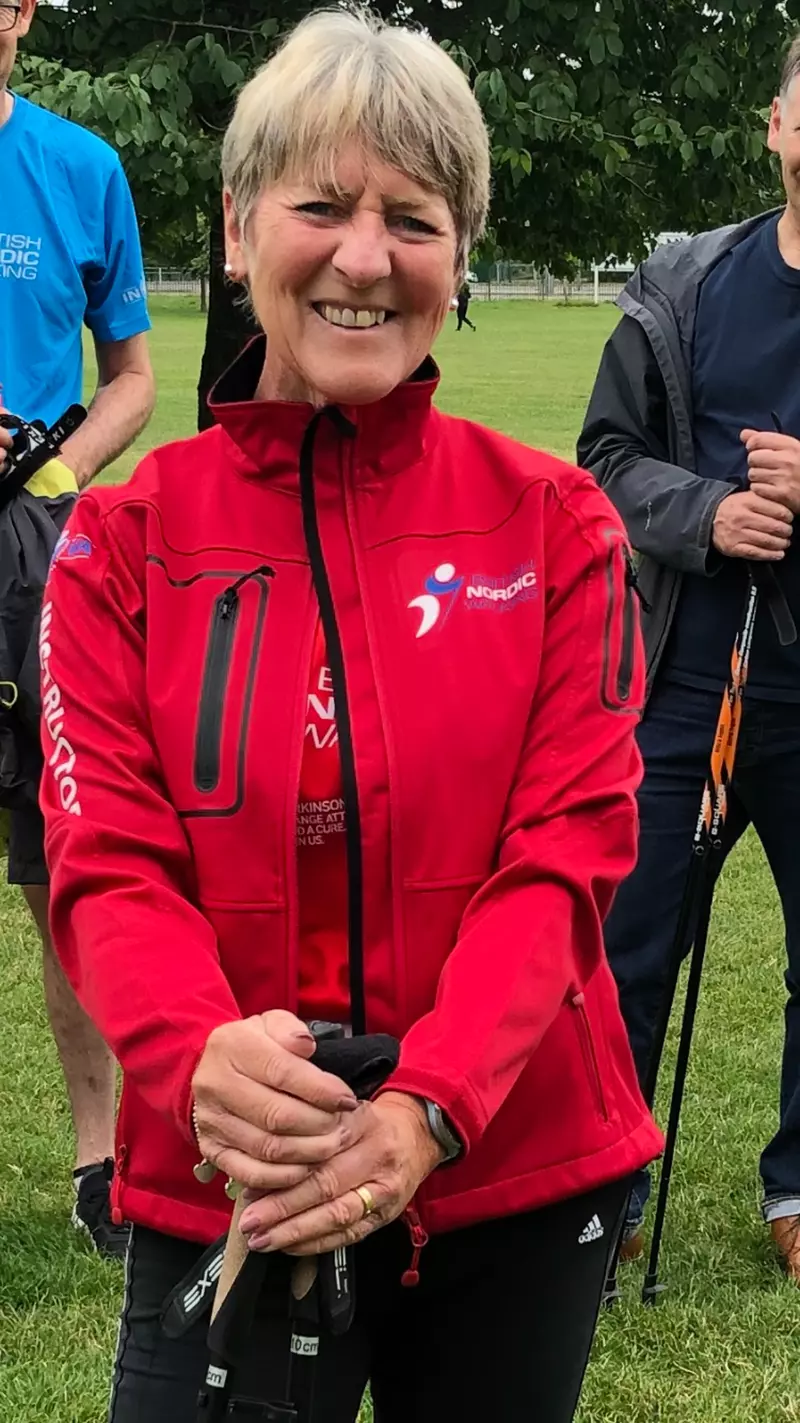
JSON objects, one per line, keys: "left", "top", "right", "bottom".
{"left": 197, "top": 197, "right": 258, "bottom": 432}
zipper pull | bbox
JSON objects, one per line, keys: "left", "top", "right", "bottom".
{"left": 623, "top": 547, "right": 651, "bottom": 614}
{"left": 110, "top": 1145, "right": 127, "bottom": 1227}
{"left": 219, "top": 588, "right": 238, "bottom": 619}
{"left": 220, "top": 564, "right": 276, "bottom": 618}
{"left": 401, "top": 1204, "right": 429, "bottom": 1288}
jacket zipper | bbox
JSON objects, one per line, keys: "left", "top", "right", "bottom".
{"left": 194, "top": 589, "right": 240, "bottom": 791}
{"left": 298, "top": 409, "right": 367, "bottom": 1037}
{"left": 616, "top": 549, "right": 643, "bottom": 703}
{"left": 401, "top": 1203, "right": 430, "bottom": 1287}
{"left": 110, "top": 1143, "right": 128, "bottom": 1227}
{"left": 570, "top": 992, "right": 609, "bottom": 1122}
{"left": 193, "top": 567, "right": 274, "bottom": 795}
{"left": 602, "top": 540, "right": 644, "bottom": 710}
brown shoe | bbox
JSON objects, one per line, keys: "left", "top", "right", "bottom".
{"left": 619, "top": 1224, "right": 645, "bottom": 1262}
{"left": 770, "top": 1215, "right": 800, "bottom": 1281}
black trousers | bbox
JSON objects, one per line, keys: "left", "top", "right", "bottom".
{"left": 605, "top": 680, "right": 800, "bottom": 1220}
{"left": 109, "top": 1177, "right": 628, "bottom": 1423}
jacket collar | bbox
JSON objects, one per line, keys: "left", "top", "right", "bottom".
{"left": 626, "top": 208, "right": 784, "bottom": 309}
{"left": 208, "top": 335, "right": 440, "bottom": 482}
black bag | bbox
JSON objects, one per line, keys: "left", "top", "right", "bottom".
{"left": 0, "top": 407, "right": 84, "bottom": 812}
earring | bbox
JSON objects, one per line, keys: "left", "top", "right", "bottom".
{"left": 224, "top": 262, "right": 234, "bottom": 275}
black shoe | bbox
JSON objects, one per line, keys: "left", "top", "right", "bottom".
{"left": 72, "top": 1158, "right": 130, "bottom": 1260}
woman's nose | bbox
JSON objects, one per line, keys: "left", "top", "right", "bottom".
{"left": 331, "top": 213, "right": 392, "bottom": 288}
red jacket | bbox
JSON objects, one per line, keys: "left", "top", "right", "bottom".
{"left": 41, "top": 343, "right": 663, "bottom": 1246}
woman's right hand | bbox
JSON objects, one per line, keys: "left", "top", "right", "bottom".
{"left": 191, "top": 1010, "right": 361, "bottom": 1193}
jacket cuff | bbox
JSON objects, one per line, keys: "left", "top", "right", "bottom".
{"left": 376, "top": 1068, "right": 487, "bottom": 1157}
{"left": 697, "top": 485, "right": 732, "bottom": 575}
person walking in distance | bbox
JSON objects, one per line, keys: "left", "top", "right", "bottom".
{"left": 0, "top": 0, "right": 154, "bottom": 1257}
{"left": 578, "top": 35, "right": 800, "bottom": 1282}
{"left": 455, "top": 279, "right": 475, "bottom": 331}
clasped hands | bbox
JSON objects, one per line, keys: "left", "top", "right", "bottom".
{"left": 191, "top": 1010, "right": 443, "bottom": 1256}
{"left": 712, "top": 427, "right": 800, "bottom": 561}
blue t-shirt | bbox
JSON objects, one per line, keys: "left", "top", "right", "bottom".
{"left": 664, "top": 214, "right": 800, "bottom": 700}
{"left": 0, "top": 93, "right": 151, "bottom": 428}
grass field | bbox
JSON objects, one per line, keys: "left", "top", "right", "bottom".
{"left": 1, "top": 297, "right": 798, "bottom": 1421}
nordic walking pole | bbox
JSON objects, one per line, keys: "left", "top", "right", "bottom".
{"left": 604, "top": 416, "right": 794, "bottom": 1310}
{"left": 641, "top": 570, "right": 759, "bottom": 1303}
{"left": 602, "top": 846, "right": 712, "bottom": 1306}
{"left": 602, "top": 587, "right": 753, "bottom": 1306}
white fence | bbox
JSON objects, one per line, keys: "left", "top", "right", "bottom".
{"left": 144, "top": 268, "right": 203, "bottom": 296}
{"left": 472, "top": 277, "right": 626, "bottom": 303}
{"left": 143, "top": 269, "right": 627, "bottom": 305}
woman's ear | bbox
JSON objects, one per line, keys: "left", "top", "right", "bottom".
{"left": 223, "top": 189, "right": 246, "bottom": 281}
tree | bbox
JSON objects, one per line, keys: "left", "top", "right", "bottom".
{"left": 16, "top": 0, "right": 797, "bottom": 420}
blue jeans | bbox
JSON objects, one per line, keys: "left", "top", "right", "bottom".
{"left": 605, "top": 679, "right": 800, "bottom": 1227}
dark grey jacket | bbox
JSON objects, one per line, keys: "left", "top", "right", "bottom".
{"left": 577, "top": 209, "right": 783, "bottom": 693}
{"left": 0, "top": 486, "right": 75, "bottom": 810}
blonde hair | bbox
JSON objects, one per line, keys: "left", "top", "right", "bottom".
{"left": 221, "top": 7, "right": 490, "bottom": 276}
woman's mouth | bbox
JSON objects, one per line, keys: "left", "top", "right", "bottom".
{"left": 312, "top": 303, "right": 395, "bottom": 329}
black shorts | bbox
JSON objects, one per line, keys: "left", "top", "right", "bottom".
{"left": 6, "top": 801, "right": 48, "bottom": 885}
{"left": 109, "top": 1177, "right": 629, "bottom": 1423}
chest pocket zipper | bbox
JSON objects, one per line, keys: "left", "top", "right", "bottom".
{"left": 192, "top": 566, "right": 274, "bottom": 800}
{"left": 571, "top": 992, "right": 609, "bottom": 1122}
{"left": 195, "top": 588, "right": 241, "bottom": 793}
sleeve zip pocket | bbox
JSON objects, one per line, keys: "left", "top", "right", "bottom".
{"left": 617, "top": 553, "right": 636, "bottom": 704}
{"left": 600, "top": 537, "right": 643, "bottom": 713}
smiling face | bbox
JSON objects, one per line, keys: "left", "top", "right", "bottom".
{"left": 223, "top": 146, "right": 458, "bottom": 407}
{"left": 0, "top": 0, "right": 36, "bottom": 113}
{"left": 769, "top": 75, "right": 800, "bottom": 230}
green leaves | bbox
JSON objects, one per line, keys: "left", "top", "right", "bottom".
{"left": 19, "top": 0, "right": 791, "bottom": 281}
{"left": 148, "top": 63, "right": 171, "bottom": 93}
{"left": 589, "top": 32, "right": 606, "bottom": 65}
{"left": 488, "top": 68, "right": 508, "bottom": 111}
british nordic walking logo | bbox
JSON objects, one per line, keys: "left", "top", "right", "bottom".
{"left": 408, "top": 560, "right": 538, "bottom": 639}
{"left": 408, "top": 563, "right": 465, "bottom": 638}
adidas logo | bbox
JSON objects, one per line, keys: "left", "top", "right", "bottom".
{"left": 578, "top": 1214, "right": 605, "bottom": 1245}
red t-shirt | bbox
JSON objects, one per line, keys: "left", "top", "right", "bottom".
{"left": 296, "top": 618, "right": 350, "bottom": 1023}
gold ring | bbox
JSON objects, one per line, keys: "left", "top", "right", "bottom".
{"left": 355, "top": 1184, "right": 378, "bottom": 1219}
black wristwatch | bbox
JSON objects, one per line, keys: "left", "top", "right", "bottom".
{"left": 420, "top": 1098, "right": 463, "bottom": 1165}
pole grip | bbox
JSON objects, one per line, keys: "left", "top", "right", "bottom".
{"left": 211, "top": 1195, "right": 249, "bottom": 1323}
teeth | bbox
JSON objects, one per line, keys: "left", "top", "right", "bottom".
{"left": 318, "top": 305, "right": 388, "bottom": 329}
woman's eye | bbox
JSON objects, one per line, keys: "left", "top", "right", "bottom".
{"left": 296, "top": 201, "right": 341, "bottom": 219}
{"left": 392, "top": 214, "right": 437, "bottom": 235}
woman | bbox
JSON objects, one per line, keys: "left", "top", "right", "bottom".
{"left": 40, "top": 10, "right": 662, "bottom": 1421}
{"left": 456, "top": 279, "right": 476, "bottom": 331}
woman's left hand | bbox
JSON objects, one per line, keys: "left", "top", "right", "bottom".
{"left": 237, "top": 1091, "right": 445, "bottom": 1255}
